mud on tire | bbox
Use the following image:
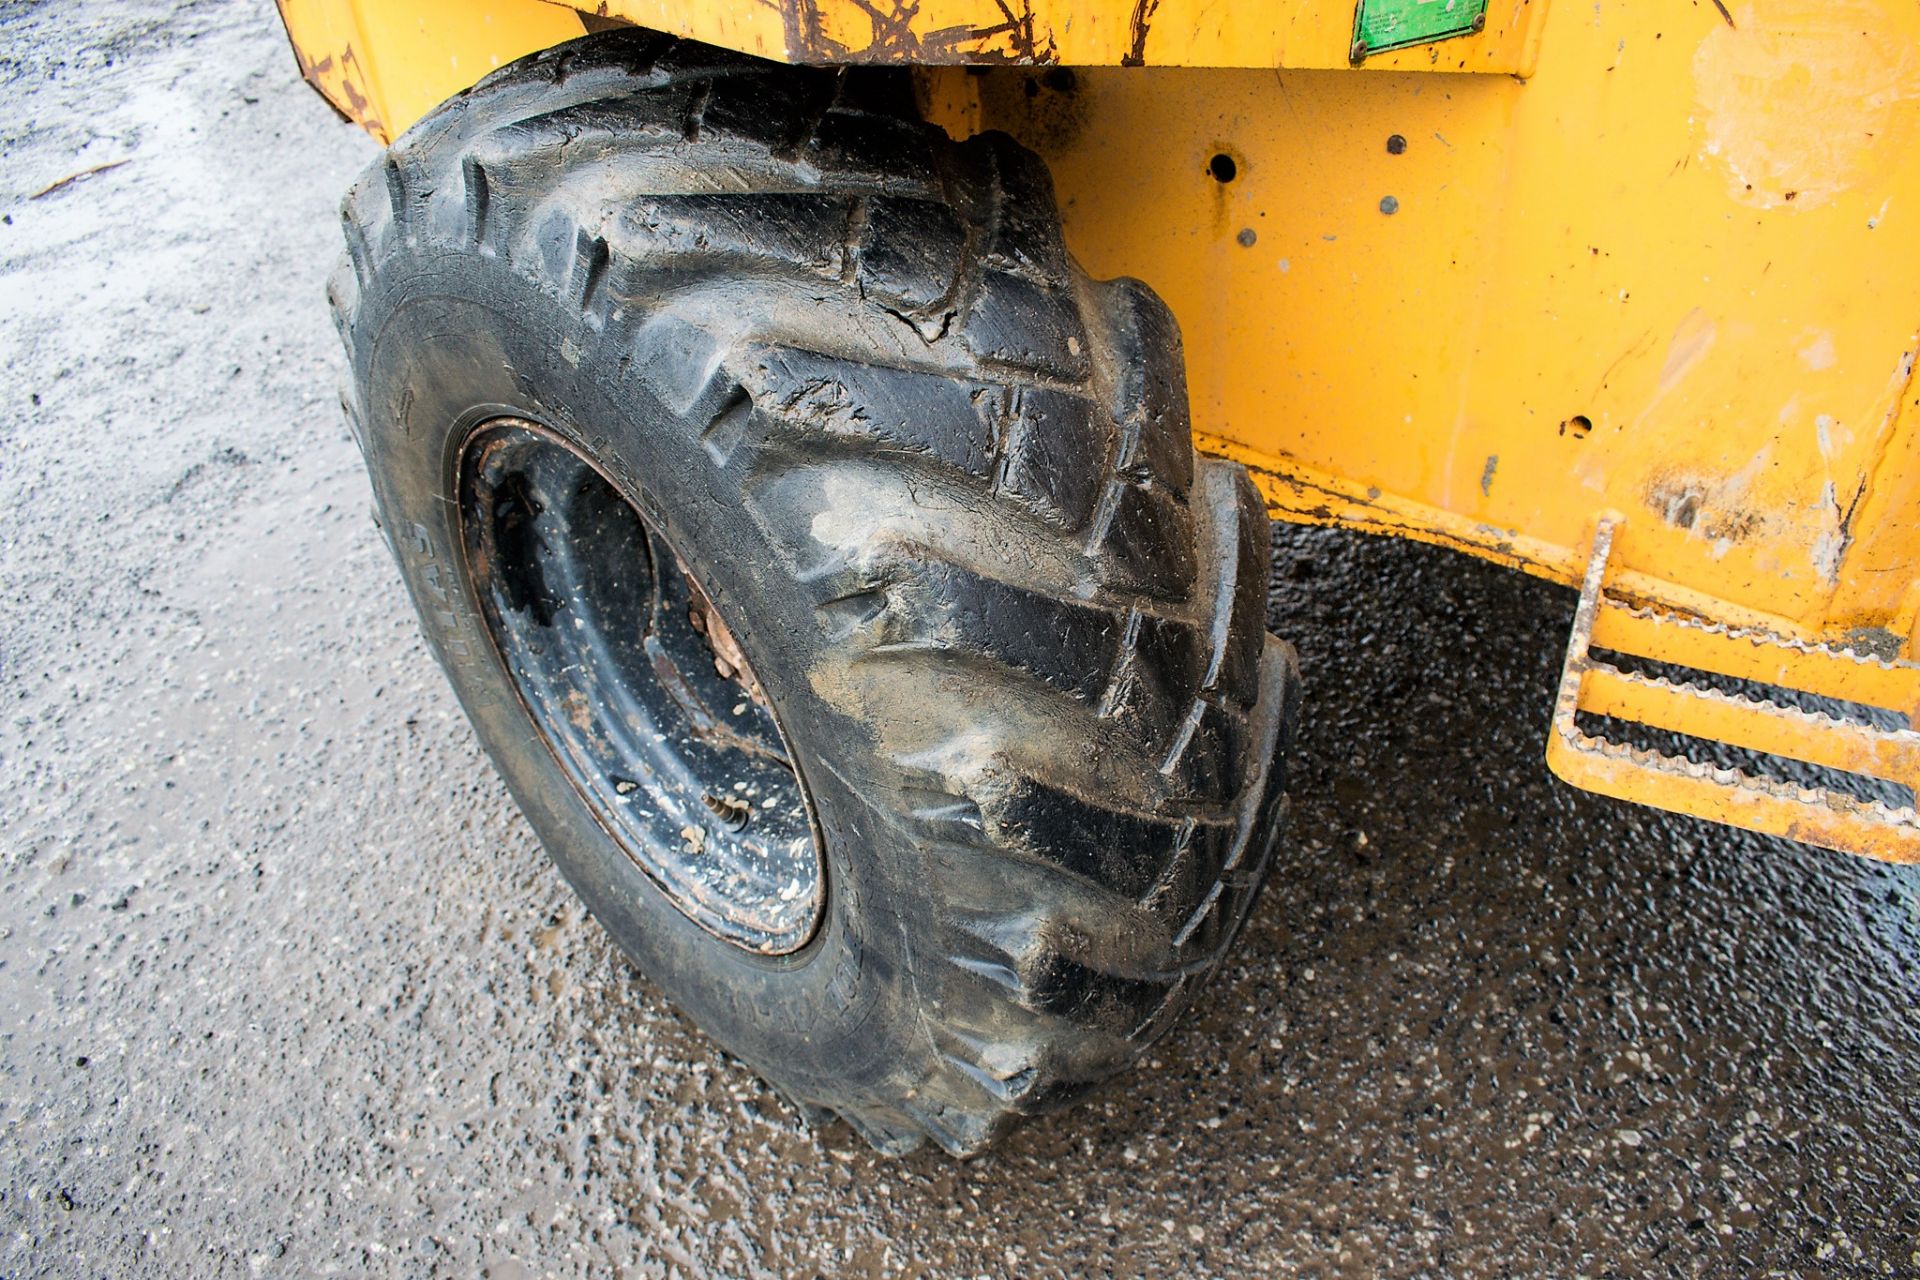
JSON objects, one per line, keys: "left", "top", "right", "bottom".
{"left": 330, "top": 29, "right": 1300, "bottom": 1156}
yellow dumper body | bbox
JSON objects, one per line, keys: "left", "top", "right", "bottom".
{"left": 275, "top": 0, "right": 1920, "bottom": 859}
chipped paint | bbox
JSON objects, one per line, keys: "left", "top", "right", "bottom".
{"left": 1814, "top": 413, "right": 1841, "bottom": 460}
{"left": 1811, "top": 479, "right": 1846, "bottom": 584}
{"left": 781, "top": 0, "right": 1058, "bottom": 65}
{"left": 1693, "top": 1, "right": 1920, "bottom": 211}
{"left": 1121, "top": 0, "right": 1158, "bottom": 66}
{"left": 557, "top": 0, "right": 1548, "bottom": 72}
{"left": 1799, "top": 331, "right": 1838, "bottom": 372}
{"left": 1642, "top": 446, "right": 1773, "bottom": 545}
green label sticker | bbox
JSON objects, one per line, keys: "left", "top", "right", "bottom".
{"left": 1352, "top": 0, "right": 1488, "bottom": 59}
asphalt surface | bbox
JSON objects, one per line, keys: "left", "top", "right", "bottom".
{"left": 3, "top": 2, "right": 1918, "bottom": 1276}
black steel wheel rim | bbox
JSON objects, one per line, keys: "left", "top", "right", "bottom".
{"left": 457, "top": 418, "right": 825, "bottom": 956}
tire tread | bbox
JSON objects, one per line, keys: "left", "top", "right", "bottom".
{"left": 340, "top": 29, "right": 1296, "bottom": 1157}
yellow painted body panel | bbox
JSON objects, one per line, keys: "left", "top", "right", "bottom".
{"left": 937, "top": 2, "right": 1920, "bottom": 655}
{"left": 273, "top": 0, "right": 587, "bottom": 140}
{"left": 274, "top": 0, "right": 1549, "bottom": 140}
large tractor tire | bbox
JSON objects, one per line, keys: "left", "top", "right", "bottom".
{"left": 330, "top": 29, "right": 1299, "bottom": 1156}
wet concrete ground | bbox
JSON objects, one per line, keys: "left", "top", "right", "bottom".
{"left": 3, "top": 1, "right": 1918, "bottom": 1275}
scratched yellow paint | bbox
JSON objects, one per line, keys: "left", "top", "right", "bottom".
{"left": 545, "top": 0, "right": 1547, "bottom": 73}
{"left": 1692, "top": 2, "right": 1920, "bottom": 214}
{"left": 273, "top": 0, "right": 588, "bottom": 139}
{"left": 275, "top": 0, "right": 1546, "bottom": 129}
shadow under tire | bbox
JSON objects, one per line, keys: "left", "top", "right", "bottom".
{"left": 330, "top": 29, "right": 1300, "bottom": 1156}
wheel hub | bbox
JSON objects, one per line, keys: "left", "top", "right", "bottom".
{"left": 457, "top": 418, "right": 825, "bottom": 955}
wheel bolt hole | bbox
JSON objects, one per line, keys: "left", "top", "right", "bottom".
{"left": 1209, "top": 152, "right": 1237, "bottom": 183}
{"left": 704, "top": 792, "right": 752, "bottom": 831}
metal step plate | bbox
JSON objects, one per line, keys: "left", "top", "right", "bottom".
{"left": 1548, "top": 518, "right": 1920, "bottom": 863}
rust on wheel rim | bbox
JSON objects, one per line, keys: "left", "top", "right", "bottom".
{"left": 456, "top": 417, "right": 826, "bottom": 955}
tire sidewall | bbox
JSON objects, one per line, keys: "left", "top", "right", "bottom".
{"left": 352, "top": 257, "right": 929, "bottom": 1107}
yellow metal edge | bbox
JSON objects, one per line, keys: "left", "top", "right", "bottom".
{"left": 274, "top": 0, "right": 393, "bottom": 138}
{"left": 1588, "top": 605, "right": 1920, "bottom": 716}
{"left": 543, "top": 0, "right": 1549, "bottom": 72}
{"left": 538, "top": 0, "right": 788, "bottom": 62}
{"left": 1545, "top": 730, "right": 1920, "bottom": 863}
{"left": 1579, "top": 665, "right": 1919, "bottom": 789}
{"left": 1823, "top": 346, "right": 1920, "bottom": 646}
{"left": 277, "top": 0, "right": 592, "bottom": 142}
{"left": 1213, "top": 435, "right": 1843, "bottom": 646}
